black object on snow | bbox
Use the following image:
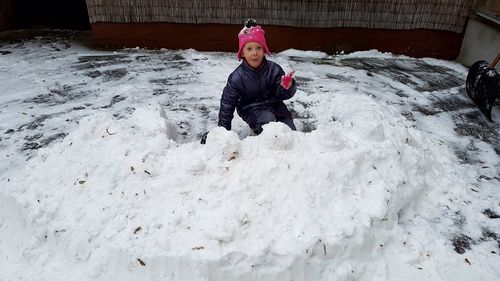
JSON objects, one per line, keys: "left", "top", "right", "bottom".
{"left": 466, "top": 60, "right": 500, "bottom": 121}
{"left": 200, "top": 132, "right": 208, "bottom": 145}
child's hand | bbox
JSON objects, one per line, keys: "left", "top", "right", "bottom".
{"left": 280, "top": 70, "right": 295, "bottom": 90}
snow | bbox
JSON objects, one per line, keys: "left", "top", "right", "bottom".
{"left": 0, "top": 32, "right": 499, "bottom": 281}
{"left": 278, "top": 49, "right": 329, "bottom": 58}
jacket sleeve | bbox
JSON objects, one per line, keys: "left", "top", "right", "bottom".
{"left": 273, "top": 65, "right": 297, "bottom": 101}
{"left": 218, "top": 78, "right": 240, "bottom": 130}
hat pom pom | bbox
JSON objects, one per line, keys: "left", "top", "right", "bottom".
{"left": 245, "top": 18, "right": 257, "bottom": 28}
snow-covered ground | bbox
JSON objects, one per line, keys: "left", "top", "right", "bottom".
{"left": 0, "top": 31, "right": 499, "bottom": 281}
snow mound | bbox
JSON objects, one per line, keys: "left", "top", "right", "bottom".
{"left": 342, "top": 49, "right": 397, "bottom": 58}
{"left": 3, "top": 104, "right": 464, "bottom": 281}
{"left": 129, "top": 102, "right": 178, "bottom": 141}
{"left": 277, "top": 49, "right": 329, "bottom": 58}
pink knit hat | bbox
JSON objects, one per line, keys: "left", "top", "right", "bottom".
{"left": 237, "top": 24, "right": 270, "bottom": 60}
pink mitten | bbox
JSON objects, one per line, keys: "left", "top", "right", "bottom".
{"left": 280, "top": 70, "right": 295, "bottom": 90}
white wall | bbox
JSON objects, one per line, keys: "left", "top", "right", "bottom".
{"left": 457, "top": 18, "right": 500, "bottom": 68}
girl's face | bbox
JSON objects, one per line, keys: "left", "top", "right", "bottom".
{"left": 242, "top": 42, "right": 264, "bottom": 69}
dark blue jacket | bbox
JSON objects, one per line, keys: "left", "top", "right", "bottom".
{"left": 218, "top": 57, "right": 297, "bottom": 130}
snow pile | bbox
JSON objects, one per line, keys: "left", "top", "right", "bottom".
{"left": 1, "top": 98, "right": 469, "bottom": 280}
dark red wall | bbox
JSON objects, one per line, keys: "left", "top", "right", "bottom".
{"left": 0, "top": 0, "right": 14, "bottom": 30}
{"left": 91, "top": 23, "right": 464, "bottom": 59}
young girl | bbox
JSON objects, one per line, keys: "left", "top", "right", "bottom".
{"left": 218, "top": 19, "right": 297, "bottom": 135}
